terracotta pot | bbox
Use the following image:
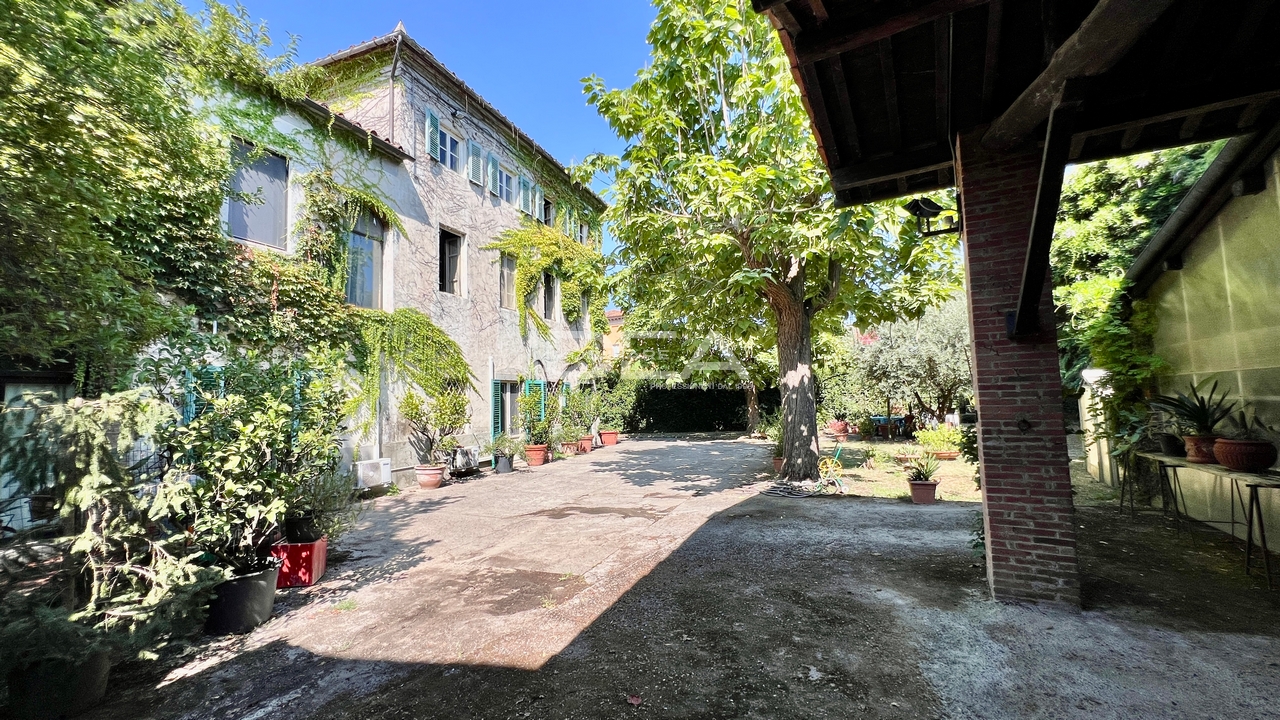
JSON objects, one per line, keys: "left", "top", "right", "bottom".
{"left": 773, "top": 457, "right": 784, "bottom": 473}
{"left": 560, "top": 442, "right": 579, "bottom": 456}
{"left": 1213, "top": 439, "right": 1278, "bottom": 473}
{"left": 1183, "top": 435, "right": 1219, "bottom": 464}
{"left": 415, "top": 464, "right": 446, "bottom": 489}
{"left": 831, "top": 420, "right": 849, "bottom": 434}
{"left": 600, "top": 430, "right": 620, "bottom": 446}
{"left": 834, "top": 433, "right": 849, "bottom": 442}
{"left": 927, "top": 450, "right": 961, "bottom": 461}
{"left": 909, "top": 480, "right": 939, "bottom": 504}
{"left": 524, "top": 444, "right": 548, "bottom": 467}
{"left": 894, "top": 454, "right": 921, "bottom": 465}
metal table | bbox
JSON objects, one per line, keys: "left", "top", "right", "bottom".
{"left": 1137, "top": 452, "right": 1280, "bottom": 589}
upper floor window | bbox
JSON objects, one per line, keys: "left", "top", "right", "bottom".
{"left": 497, "top": 168, "right": 514, "bottom": 203}
{"left": 440, "top": 229, "right": 463, "bottom": 295}
{"left": 229, "top": 139, "right": 287, "bottom": 248}
{"left": 438, "top": 129, "right": 460, "bottom": 171}
{"left": 346, "top": 213, "right": 383, "bottom": 309}
{"left": 542, "top": 273, "right": 556, "bottom": 321}
{"left": 467, "top": 141, "right": 484, "bottom": 186}
{"left": 499, "top": 254, "right": 516, "bottom": 310}
{"left": 577, "top": 222, "right": 590, "bottom": 244}
{"left": 539, "top": 197, "right": 555, "bottom": 226}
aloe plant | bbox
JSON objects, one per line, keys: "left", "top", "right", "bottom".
{"left": 907, "top": 456, "right": 941, "bottom": 483}
{"left": 1148, "top": 379, "right": 1236, "bottom": 436}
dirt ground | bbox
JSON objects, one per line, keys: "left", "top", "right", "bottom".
{"left": 70, "top": 436, "right": 1280, "bottom": 720}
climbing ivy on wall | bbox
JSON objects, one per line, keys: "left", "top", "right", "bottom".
{"left": 484, "top": 221, "right": 608, "bottom": 340}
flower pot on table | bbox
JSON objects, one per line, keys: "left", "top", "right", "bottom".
{"left": 1183, "top": 435, "right": 1219, "bottom": 464}
{"left": 1213, "top": 439, "right": 1278, "bottom": 473}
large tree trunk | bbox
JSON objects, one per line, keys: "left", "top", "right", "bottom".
{"left": 745, "top": 381, "right": 760, "bottom": 435}
{"left": 770, "top": 292, "right": 819, "bottom": 482}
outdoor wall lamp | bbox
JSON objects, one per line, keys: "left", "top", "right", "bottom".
{"left": 904, "top": 197, "right": 962, "bottom": 237}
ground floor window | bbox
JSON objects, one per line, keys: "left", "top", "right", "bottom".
{"left": 492, "top": 380, "right": 521, "bottom": 438}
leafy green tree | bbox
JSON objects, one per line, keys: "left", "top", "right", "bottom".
{"left": 854, "top": 296, "right": 973, "bottom": 422}
{"left": 582, "top": 0, "right": 958, "bottom": 479}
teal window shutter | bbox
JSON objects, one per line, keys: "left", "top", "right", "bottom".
{"left": 427, "top": 111, "right": 441, "bottom": 161}
{"left": 468, "top": 141, "right": 483, "bottom": 185}
{"left": 488, "top": 154, "right": 500, "bottom": 196}
{"left": 519, "top": 177, "right": 531, "bottom": 214}
{"left": 492, "top": 380, "right": 502, "bottom": 438}
{"left": 534, "top": 185, "right": 544, "bottom": 221}
{"left": 523, "top": 380, "right": 547, "bottom": 421}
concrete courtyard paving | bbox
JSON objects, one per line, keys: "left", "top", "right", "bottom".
{"left": 87, "top": 437, "right": 1280, "bottom": 719}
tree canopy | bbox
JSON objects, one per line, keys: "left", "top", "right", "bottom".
{"left": 582, "top": 0, "right": 959, "bottom": 479}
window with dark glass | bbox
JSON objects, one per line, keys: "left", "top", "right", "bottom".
{"left": 439, "top": 229, "right": 462, "bottom": 295}
{"left": 542, "top": 272, "right": 555, "bottom": 321}
{"left": 499, "top": 254, "right": 516, "bottom": 309}
{"left": 345, "top": 213, "right": 383, "bottom": 309}
{"left": 228, "top": 139, "right": 288, "bottom": 248}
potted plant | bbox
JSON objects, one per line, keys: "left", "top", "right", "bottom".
{"left": 773, "top": 438, "right": 785, "bottom": 473}
{"left": 558, "top": 424, "right": 582, "bottom": 456}
{"left": 600, "top": 428, "right": 620, "bottom": 446}
{"left": 0, "top": 598, "right": 113, "bottom": 720}
{"left": 579, "top": 431, "right": 595, "bottom": 454}
{"left": 401, "top": 387, "right": 469, "bottom": 489}
{"left": 906, "top": 455, "right": 942, "bottom": 504}
{"left": 916, "top": 425, "right": 962, "bottom": 460}
{"left": 484, "top": 433, "right": 519, "bottom": 473}
{"left": 275, "top": 470, "right": 361, "bottom": 588}
{"left": 1147, "top": 413, "right": 1186, "bottom": 457}
{"left": 518, "top": 389, "right": 552, "bottom": 466}
{"left": 1214, "top": 408, "right": 1279, "bottom": 472}
{"left": 830, "top": 412, "right": 850, "bottom": 441}
{"left": 1149, "top": 379, "right": 1236, "bottom": 464}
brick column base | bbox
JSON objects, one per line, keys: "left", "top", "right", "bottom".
{"left": 956, "top": 131, "right": 1080, "bottom": 606}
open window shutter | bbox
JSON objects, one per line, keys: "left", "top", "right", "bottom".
{"left": 492, "top": 380, "right": 502, "bottom": 439}
{"left": 488, "top": 154, "right": 500, "bottom": 196}
{"left": 427, "top": 111, "right": 440, "bottom": 161}
{"left": 538, "top": 381, "right": 547, "bottom": 420}
{"left": 534, "top": 185, "right": 544, "bottom": 221}
{"left": 519, "top": 177, "right": 531, "bottom": 214}
{"left": 468, "top": 142, "right": 483, "bottom": 184}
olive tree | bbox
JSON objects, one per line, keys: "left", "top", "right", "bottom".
{"left": 582, "top": 0, "right": 957, "bottom": 479}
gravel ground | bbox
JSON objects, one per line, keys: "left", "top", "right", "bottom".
{"left": 67, "top": 438, "right": 1280, "bottom": 720}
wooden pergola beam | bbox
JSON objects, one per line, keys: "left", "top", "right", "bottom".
{"left": 794, "top": 0, "right": 990, "bottom": 66}
{"left": 1008, "top": 83, "right": 1084, "bottom": 339}
{"left": 982, "top": 0, "right": 1177, "bottom": 152}
{"left": 829, "top": 147, "right": 953, "bottom": 190}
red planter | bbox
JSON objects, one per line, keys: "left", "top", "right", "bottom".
{"left": 1183, "top": 435, "right": 1219, "bottom": 464}
{"left": 909, "top": 481, "right": 939, "bottom": 504}
{"left": 773, "top": 457, "right": 784, "bottom": 473}
{"left": 834, "top": 433, "right": 849, "bottom": 442}
{"left": 270, "top": 537, "right": 328, "bottom": 588}
{"left": 579, "top": 436, "right": 594, "bottom": 454}
{"left": 525, "top": 444, "right": 548, "bottom": 466}
{"left": 415, "top": 464, "right": 445, "bottom": 489}
{"left": 1213, "top": 439, "right": 1278, "bottom": 472}
{"left": 601, "top": 430, "right": 620, "bottom": 446}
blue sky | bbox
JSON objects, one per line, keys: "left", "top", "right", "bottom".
{"left": 187, "top": 1, "right": 654, "bottom": 174}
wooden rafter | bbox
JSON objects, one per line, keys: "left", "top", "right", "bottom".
{"left": 880, "top": 38, "right": 903, "bottom": 151}
{"left": 980, "top": 0, "right": 1003, "bottom": 117}
{"left": 829, "top": 147, "right": 953, "bottom": 190}
{"left": 982, "top": 0, "right": 1178, "bottom": 152}
{"left": 794, "top": 0, "right": 991, "bottom": 66}
{"left": 935, "top": 17, "right": 951, "bottom": 145}
{"left": 829, "top": 55, "right": 863, "bottom": 161}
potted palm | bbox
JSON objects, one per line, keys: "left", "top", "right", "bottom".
{"left": 518, "top": 390, "right": 552, "bottom": 466}
{"left": 906, "top": 455, "right": 942, "bottom": 504}
{"left": 1214, "top": 408, "right": 1278, "bottom": 472}
{"left": 484, "top": 433, "right": 519, "bottom": 473}
{"left": 401, "top": 388, "right": 469, "bottom": 489}
{"left": 1149, "top": 379, "right": 1236, "bottom": 464}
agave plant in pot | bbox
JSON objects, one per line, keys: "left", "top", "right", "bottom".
{"left": 906, "top": 455, "right": 942, "bottom": 504}
{"left": 1214, "top": 408, "right": 1279, "bottom": 472}
{"left": 1148, "top": 379, "right": 1236, "bottom": 464}
{"left": 401, "top": 387, "right": 469, "bottom": 489}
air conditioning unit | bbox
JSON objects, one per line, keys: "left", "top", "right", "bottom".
{"left": 355, "top": 458, "right": 392, "bottom": 489}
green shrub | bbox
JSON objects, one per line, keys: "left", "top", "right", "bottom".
{"left": 915, "top": 425, "right": 962, "bottom": 451}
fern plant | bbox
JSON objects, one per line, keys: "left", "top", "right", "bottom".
{"left": 1148, "top": 379, "right": 1236, "bottom": 436}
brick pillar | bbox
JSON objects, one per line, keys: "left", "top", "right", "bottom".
{"left": 955, "top": 131, "right": 1080, "bottom": 606}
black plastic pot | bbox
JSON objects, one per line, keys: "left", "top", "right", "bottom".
{"left": 284, "top": 515, "right": 324, "bottom": 543}
{"left": 5, "top": 651, "right": 110, "bottom": 720}
{"left": 1157, "top": 433, "right": 1186, "bottom": 457}
{"left": 205, "top": 563, "right": 280, "bottom": 635}
{"left": 494, "top": 455, "right": 513, "bottom": 474}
